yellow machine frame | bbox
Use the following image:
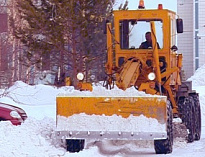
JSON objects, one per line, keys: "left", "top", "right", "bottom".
{"left": 106, "top": 9, "right": 183, "bottom": 114}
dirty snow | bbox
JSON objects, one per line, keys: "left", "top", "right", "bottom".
{"left": 0, "top": 64, "right": 205, "bottom": 156}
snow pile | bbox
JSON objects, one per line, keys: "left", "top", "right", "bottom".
{"left": 3, "top": 81, "right": 152, "bottom": 106}
{"left": 3, "top": 81, "right": 70, "bottom": 106}
{"left": 187, "top": 64, "right": 205, "bottom": 86}
{"left": 0, "top": 118, "right": 65, "bottom": 157}
{"left": 57, "top": 114, "right": 166, "bottom": 132}
{"left": 0, "top": 76, "right": 205, "bottom": 156}
{"left": 58, "top": 84, "right": 152, "bottom": 97}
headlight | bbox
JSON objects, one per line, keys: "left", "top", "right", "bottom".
{"left": 148, "top": 72, "right": 156, "bottom": 81}
{"left": 77, "top": 72, "right": 84, "bottom": 81}
{"left": 10, "top": 111, "right": 21, "bottom": 118}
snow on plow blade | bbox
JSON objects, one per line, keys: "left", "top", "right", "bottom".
{"left": 56, "top": 96, "right": 167, "bottom": 140}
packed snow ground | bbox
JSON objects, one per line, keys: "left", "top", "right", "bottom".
{"left": 0, "top": 65, "right": 205, "bottom": 157}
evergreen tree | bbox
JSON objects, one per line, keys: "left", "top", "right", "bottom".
{"left": 10, "top": 0, "right": 115, "bottom": 86}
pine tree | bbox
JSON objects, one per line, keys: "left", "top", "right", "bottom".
{"left": 10, "top": 0, "right": 115, "bottom": 86}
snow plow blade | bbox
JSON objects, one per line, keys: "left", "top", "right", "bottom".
{"left": 56, "top": 96, "right": 167, "bottom": 140}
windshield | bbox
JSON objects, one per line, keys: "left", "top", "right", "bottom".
{"left": 119, "top": 19, "right": 163, "bottom": 49}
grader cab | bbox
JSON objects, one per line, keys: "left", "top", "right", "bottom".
{"left": 55, "top": 1, "right": 201, "bottom": 154}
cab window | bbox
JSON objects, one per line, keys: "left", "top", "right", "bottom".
{"left": 120, "top": 19, "right": 163, "bottom": 49}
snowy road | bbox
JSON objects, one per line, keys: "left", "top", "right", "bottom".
{"left": 64, "top": 133, "right": 205, "bottom": 157}
{"left": 170, "top": 138, "right": 205, "bottom": 157}
{"left": 76, "top": 131, "right": 205, "bottom": 157}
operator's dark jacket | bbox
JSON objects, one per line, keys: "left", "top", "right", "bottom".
{"left": 139, "top": 41, "right": 160, "bottom": 49}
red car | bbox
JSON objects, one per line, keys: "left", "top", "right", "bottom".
{"left": 0, "top": 103, "right": 27, "bottom": 125}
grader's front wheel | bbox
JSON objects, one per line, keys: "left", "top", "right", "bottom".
{"left": 66, "top": 139, "right": 85, "bottom": 153}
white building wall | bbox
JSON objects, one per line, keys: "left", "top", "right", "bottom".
{"left": 177, "top": 0, "right": 205, "bottom": 79}
{"left": 198, "top": 0, "right": 205, "bottom": 67}
{"left": 177, "top": 0, "right": 194, "bottom": 79}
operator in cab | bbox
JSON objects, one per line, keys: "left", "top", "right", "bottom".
{"left": 139, "top": 32, "right": 160, "bottom": 49}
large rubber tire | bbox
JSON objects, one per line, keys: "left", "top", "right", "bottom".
{"left": 180, "top": 96, "right": 195, "bottom": 143}
{"left": 66, "top": 139, "right": 85, "bottom": 153}
{"left": 154, "top": 101, "right": 173, "bottom": 154}
{"left": 187, "top": 96, "right": 196, "bottom": 143}
{"left": 191, "top": 94, "right": 201, "bottom": 141}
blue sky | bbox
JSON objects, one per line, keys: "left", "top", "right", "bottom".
{"left": 115, "top": 0, "right": 177, "bottom": 12}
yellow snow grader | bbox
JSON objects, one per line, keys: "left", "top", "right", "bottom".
{"left": 55, "top": 1, "right": 201, "bottom": 154}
